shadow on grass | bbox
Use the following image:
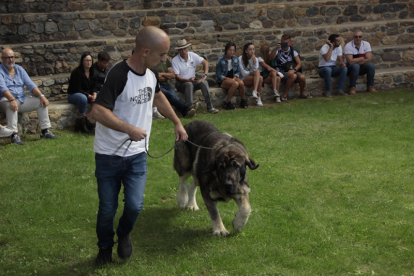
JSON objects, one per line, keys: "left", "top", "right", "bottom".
{"left": 35, "top": 206, "right": 213, "bottom": 275}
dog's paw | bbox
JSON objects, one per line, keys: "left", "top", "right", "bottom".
{"left": 232, "top": 220, "right": 246, "bottom": 232}
{"left": 212, "top": 229, "right": 230, "bottom": 236}
{"left": 186, "top": 204, "right": 199, "bottom": 211}
{"left": 176, "top": 192, "right": 188, "bottom": 210}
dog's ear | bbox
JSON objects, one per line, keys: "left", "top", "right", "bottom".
{"left": 246, "top": 156, "right": 259, "bottom": 170}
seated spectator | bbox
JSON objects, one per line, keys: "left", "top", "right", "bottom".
{"left": 270, "top": 34, "right": 310, "bottom": 102}
{"left": 67, "top": 53, "right": 98, "bottom": 116}
{"left": 0, "top": 123, "right": 14, "bottom": 138}
{"left": 216, "top": 42, "right": 247, "bottom": 110}
{"left": 92, "top": 51, "right": 110, "bottom": 91}
{"left": 318, "top": 34, "right": 348, "bottom": 97}
{"left": 345, "top": 30, "right": 376, "bottom": 95}
{"left": 156, "top": 56, "right": 197, "bottom": 118}
{"left": 0, "top": 48, "right": 58, "bottom": 145}
{"left": 258, "top": 44, "right": 283, "bottom": 103}
{"left": 239, "top": 43, "right": 264, "bottom": 107}
{"left": 172, "top": 39, "right": 219, "bottom": 114}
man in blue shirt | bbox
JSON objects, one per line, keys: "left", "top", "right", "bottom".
{"left": 0, "top": 48, "right": 58, "bottom": 145}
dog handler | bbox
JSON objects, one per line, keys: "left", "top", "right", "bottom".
{"left": 91, "top": 26, "right": 188, "bottom": 266}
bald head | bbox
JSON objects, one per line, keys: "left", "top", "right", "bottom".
{"left": 1, "top": 48, "right": 16, "bottom": 70}
{"left": 135, "top": 26, "right": 169, "bottom": 52}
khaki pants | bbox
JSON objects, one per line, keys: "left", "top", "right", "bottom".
{"left": 0, "top": 96, "right": 51, "bottom": 132}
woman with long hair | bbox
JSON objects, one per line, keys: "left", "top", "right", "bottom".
{"left": 239, "top": 43, "right": 264, "bottom": 106}
{"left": 67, "top": 53, "right": 98, "bottom": 116}
{"left": 216, "top": 42, "right": 247, "bottom": 109}
{"left": 258, "top": 44, "right": 283, "bottom": 103}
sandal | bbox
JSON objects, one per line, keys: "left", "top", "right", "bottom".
{"left": 299, "top": 94, "right": 312, "bottom": 99}
{"left": 281, "top": 96, "right": 287, "bottom": 102}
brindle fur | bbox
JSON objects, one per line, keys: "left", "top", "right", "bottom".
{"left": 173, "top": 120, "right": 259, "bottom": 236}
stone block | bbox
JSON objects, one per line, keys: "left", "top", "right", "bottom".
{"left": 143, "top": 16, "right": 161, "bottom": 26}
{"left": 397, "top": 34, "right": 414, "bottom": 44}
{"left": 402, "top": 50, "right": 414, "bottom": 62}
{"left": 382, "top": 36, "right": 397, "bottom": 45}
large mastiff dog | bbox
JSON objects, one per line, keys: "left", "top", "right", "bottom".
{"left": 173, "top": 120, "right": 259, "bottom": 236}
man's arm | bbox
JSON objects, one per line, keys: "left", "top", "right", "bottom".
{"left": 153, "top": 92, "right": 187, "bottom": 142}
{"left": 31, "top": 87, "right": 49, "bottom": 107}
{"left": 158, "top": 68, "right": 175, "bottom": 82}
{"left": 1, "top": 90, "right": 18, "bottom": 112}
{"left": 345, "top": 54, "right": 364, "bottom": 65}
{"left": 91, "top": 103, "right": 147, "bottom": 142}
{"left": 322, "top": 42, "right": 334, "bottom": 61}
{"left": 338, "top": 56, "right": 346, "bottom": 68}
{"left": 195, "top": 59, "right": 209, "bottom": 84}
{"left": 269, "top": 44, "right": 281, "bottom": 61}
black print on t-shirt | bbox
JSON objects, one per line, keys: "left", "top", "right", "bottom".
{"left": 130, "top": 87, "right": 153, "bottom": 106}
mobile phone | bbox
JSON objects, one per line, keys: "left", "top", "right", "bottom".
{"left": 280, "top": 42, "right": 289, "bottom": 48}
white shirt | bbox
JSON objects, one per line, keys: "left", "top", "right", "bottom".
{"left": 319, "top": 44, "right": 343, "bottom": 67}
{"left": 172, "top": 52, "right": 204, "bottom": 80}
{"left": 238, "top": 55, "right": 259, "bottom": 80}
{"left": 257, "top": 57, "right": 264, "bottom": 72}
{"left": 344, "top": 40, "right": 371, "bottom": 64}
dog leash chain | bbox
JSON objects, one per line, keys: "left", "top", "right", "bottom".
{"left": 185, "top": 139, "right": 214, "bottom": 150}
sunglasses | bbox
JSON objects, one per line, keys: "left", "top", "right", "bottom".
{"left": 354, "top": 36, "right": 362, "bottom": 38}
{"left": 2, "top": 56, "right": 15, "bottom": 59}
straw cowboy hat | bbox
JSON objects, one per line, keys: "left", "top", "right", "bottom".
{"left": 175, "top": 39, "right": 192, "bottom": 50}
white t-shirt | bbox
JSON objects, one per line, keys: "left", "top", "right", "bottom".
{"left": 344, "top": 40, "right": 371, "bottom": 64}
{"left": 172, "top": 52, "right": 204, "bottom": 80}
{"left": 238, "top": 55, "right": 259, "bottom": 80}
{"left": 319, "top": 44, "right": 343, "bottom": 67}
{"left": 257, "top": 57, "right": 264, "bottom": 72}
{"left": 93, "top": 61, "right": 160, "bottom": 157}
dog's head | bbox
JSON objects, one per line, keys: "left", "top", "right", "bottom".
{"left": 205, "top": 144, "right": 259, "bottom": 195}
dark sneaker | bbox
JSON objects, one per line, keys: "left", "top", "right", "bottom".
{"left": 117, "top": 231, "right": 133, "bottom": 260}
{"left": 40, "top": 129, "right": 59, "bottom": 139}
{"left": 11, "top": 134, "right": 24, "bottom": 145}
{"left": 336, "top": 89, "right": 347, "bottom": 96}
{"left": 323, "top": 90, "right": 332, "bottom": 97}
{"left": 95, "top": 247, "right": 113, "bottom": 267}
{"left": 240, "top": 99, "right": 248, "bottom": 109}
{"left": 224, "top": 101, "right": 236, "bottom": 110}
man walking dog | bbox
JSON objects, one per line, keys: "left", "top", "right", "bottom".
{"left": 91, "top": 26, "right": 188, "bottom": 266}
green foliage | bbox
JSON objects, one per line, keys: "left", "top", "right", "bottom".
{"left": 1, "top": 89, "right": 414, "bottom": 275}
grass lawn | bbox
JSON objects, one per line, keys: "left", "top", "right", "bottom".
{"left": 1, "top": 88, "right": 414, "bottom": 276}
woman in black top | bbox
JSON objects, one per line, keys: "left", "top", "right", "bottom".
{"left": 67, "top": 53, "right": 98, "bottom": 115}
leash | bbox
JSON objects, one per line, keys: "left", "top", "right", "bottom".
{"left": 109, "top": 136, "right": 214, "bottom": 166}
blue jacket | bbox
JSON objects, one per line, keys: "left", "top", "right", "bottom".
{"left": 215, "top": 55, "right": 240, "bottom": 82}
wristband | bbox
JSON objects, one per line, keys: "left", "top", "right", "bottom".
{"left": 203, "top": 74, "right": 207, "bottom": 77}
{"left": 39, "top": 95, "right": 45, "bottom": 97}
{"left": 10, "top": 99, "right": 15, "bottom": 102}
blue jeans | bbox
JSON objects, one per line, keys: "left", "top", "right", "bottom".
{"left": 95, "top": 152, "right": 147, "bottom": 249}
{"left": 160, "top": 83, "right": 189, "bottom": 116}
{"left": 347, "top": 63, "right": 375, "bottom": 88}
{"left": 318, "top": 66, "right": 348, "bottom": 91}
{"left": 67, "top": 93, "right": 92, "bottom": 115}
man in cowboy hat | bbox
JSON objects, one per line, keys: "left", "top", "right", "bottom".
{"left": 172, "top": 39, "right": 219, "bottom": 114}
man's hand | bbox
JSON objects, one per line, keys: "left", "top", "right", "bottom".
{"left": 326, "top": 40, "right": 333, "bottom": 47}
{"left": 188, "top": 77, "right": 195, "bottom": 82}
{"left": 287, "top": 69, "right": 295, "bottom": 77}
{"left": 128, "top": 127, "right": 147, "bottom": 142}
{"left": 340, "top": 63, "right": 346, "bottom": 69}
{"left": 92, "top": 93, "right": 97, "bottom": 101}
{"left": 40, "top": 96, "right": 49, "bottom": 107}
{"left": 174, "top": 124, "right": 188, "bottom": 142}
{"left": 9, "top": 100, "right": 18, "bottom": 112}
{"left": 195, "top": 76, "right": 206, "bottom": 84}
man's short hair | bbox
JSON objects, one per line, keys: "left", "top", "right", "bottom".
{"left": 281, "top": 34, "right": 291, "bottom": 41}
{"left": 328, "top": 34, "right": 340, "bottom": 43}
{"left": 97, "top": 51, "right": 110, "bottom": 62}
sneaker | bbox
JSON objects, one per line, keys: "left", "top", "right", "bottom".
{"left": 207, "top": 107, "right": 219, "bottom": 114}
{"left": 0, "top": 126, "right": 14, "bottom": 138}
{"left": 117, "top": 231, "right": 133, "bottom": 260}
{"left": 256, "top": 97, "right": 263, "bottom": 107}
{"left": 252, "top": 90, "right": 258, "bottom": 99}
{"left": 193, "top": 102, "right": 199, "bottom": 111}
{"left": 349, "top": 87, "right": 356, "bottom": 95}
{"left": 277, "top": 72, "right": 284, "bottom": 79}
{"left": 273, "top": 90, "right": 280, "bottom": 97}
{"left": 367, "top": 86, "right": 377, "bottom": 92}
{"left": 153, "top": 110, "right": 165, "bottom": 120}
{"left": 224, "top": 101, "right": 236, "bottom": 110}
{"left": 336, "top": 89, "right": 347, "bottom": 96}
{"left": 275, "top": 96, "right": 281, "bottom": 103}
{"left": 184, "top": 107, "right": 196, "bottom": 119}
{"left": 240, "top": 99, "right": 248, "bottom": 109}
{"left": 40, "top": 129, "right": 59, "bottom": 139}
{"left": 11, "top": 134, "right": 24, "bottom": 145}
{"left": 323, "top": 90, "right": 332, "bottom": 97}
{"left": 95, "top": 247, "right": 113, "bottom": 267}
